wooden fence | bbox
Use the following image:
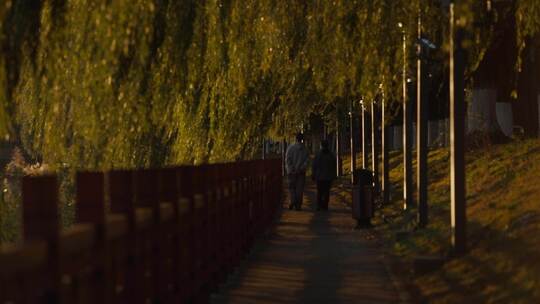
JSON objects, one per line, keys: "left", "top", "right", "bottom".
{"left": 0, "top": 159, "right": 282, "bottom": 304}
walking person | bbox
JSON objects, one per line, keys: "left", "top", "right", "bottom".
{"left": 312, "top": 139, "right": 336, "bottom": 211}
{"left": 286, "top": 133, "right": 310, "bottom": 210}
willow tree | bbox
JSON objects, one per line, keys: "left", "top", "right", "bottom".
{"left": 0, "top": 0, "right": 539, "bottom": 171}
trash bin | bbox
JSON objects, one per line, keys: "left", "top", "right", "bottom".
{"left": 352, "top": 169, "right": 374, "bottom": 228}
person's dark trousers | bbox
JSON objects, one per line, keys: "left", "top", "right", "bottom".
{"left": 288, "top": 172, "right": 306, "bottom": 210}
{"left": 316, "top": 180, "right": 332, "bottom": 210}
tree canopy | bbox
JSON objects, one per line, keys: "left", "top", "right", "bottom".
{"left": 0, "top": 0, "right": 538, "bottom": 168}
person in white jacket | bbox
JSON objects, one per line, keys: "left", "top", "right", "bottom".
{"left": 285, "top": 133, "right": 310, "bottom": 210}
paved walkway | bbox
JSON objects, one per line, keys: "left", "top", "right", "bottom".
{"left": 211, "top": 182, "right": 404, "bottom": 304}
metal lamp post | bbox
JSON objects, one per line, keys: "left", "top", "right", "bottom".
{"left": 440, "top": 0, "right": 467, "bottom": 255}
{"left": 449, "top": 0, "right": 467, "bottom": 255}
{"left": 416, "top": 14, "right": 429, "bottom": 228}
{"left": 371, "top": 100, "right": 380, "bottom": 194}
{"left": 336, "top": 106, "right": 343, "bottom": 177}
{"left": 282, "top": 138, "right": 287, "bottom": 176}
{"left": 361, "top": 99, "right": 369, "bottom": 170}
{"left": 349, "top": 99, "right": 357, "bottom": 184}
{"left": 399, "top": 22, "right": 414, "bottom": 210}
{"left": 381, "top": 84, "right": 390, "bottom": 204}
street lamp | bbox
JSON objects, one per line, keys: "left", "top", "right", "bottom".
{"left": 399, "top": 21, "right": 413, "bottom": 211}
{"left": 371, "top": 99, "right": 379, "bottom": 194}
{"left": 349, "top": 98, "right": 356, "bottom": 184}
{"left": 441, "top": 0, "right": 467, "bottom": 255}
{"left": 360, "top": 99, "right": 368, "bottom": 170}
{"left": 336, "top": 105, "right": 343, "bottom": 177}
{"left": 380, "top": 83, "right": 389, "bottom": 205}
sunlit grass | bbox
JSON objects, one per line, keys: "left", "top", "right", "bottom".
{"left": 339, "top": 139, "right": 540, "bottom": 303}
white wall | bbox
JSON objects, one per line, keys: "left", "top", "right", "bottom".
{"left": 495, "top": 102, "right": 513, "bottom": 137}
{"left": 387, "top": 119, "right": 451, "bottom": 151}
{"left": 392, "top": 125, "right": 403, "bottom": 151}
{"left": 468, "top": 89, "right": 497, "bottom": 133}
{"left": 428, "top": 120, "right": 439, "bottom": 147}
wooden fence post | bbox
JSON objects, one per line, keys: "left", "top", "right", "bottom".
{"left": 24, "top": 175, "right": 97, "bottom": 304}
{"left": 109, "top": 170, "right": 153, "bottom": 304}
{"left": 22, "top": 175, "right": 60, "bottom": 303}
{"left": 176, "top": 166, "right": 197, "bottom": 301}
{"left": 135, "top": 168, "right": 177, "bottom": 302}
{"left": 159, "top": 167, "right": 181, "bottom": 300}
{"left": 76, "top": 172, "right": 107, "bottom": 303}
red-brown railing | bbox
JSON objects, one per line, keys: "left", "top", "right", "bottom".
{"left": 0, "top": 159, "right": 282, "bottom": 304}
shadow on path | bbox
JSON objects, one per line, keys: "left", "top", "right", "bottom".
{"left": 211, "top": 182, "right": 402, "bottom": 304}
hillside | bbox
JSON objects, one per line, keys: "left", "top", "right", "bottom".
{"left": 343, "top": 139, "right": 540, "bottom": 303}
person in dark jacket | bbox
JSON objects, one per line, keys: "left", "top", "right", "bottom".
{"left": 311, "top": 139, "right": 336, "bottom": 211}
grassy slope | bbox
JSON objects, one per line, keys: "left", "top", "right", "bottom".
{"left": 341, "top": 139, "right": 540, "bottom": 303}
